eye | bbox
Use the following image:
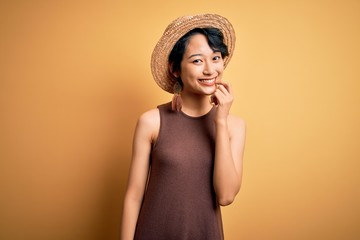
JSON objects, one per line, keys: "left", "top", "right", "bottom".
{"left": 192, "top": 59, "right": 203, "bottom": 64}
{"left": 213, "top": 55, "right": 222, "bottom": 61}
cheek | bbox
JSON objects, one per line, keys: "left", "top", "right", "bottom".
{"left": 180, "top": 65, "right": 199, "bottom": 79}
{"left": 216, "top": 66, "right": 224, "bottom": 75}
{"left": 215, "top": 66, "right": 224, "bottom": 80}
{"left": 217, "top": 62, "right": 225, "bottom": 71}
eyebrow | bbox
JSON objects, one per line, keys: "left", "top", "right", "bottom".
{"left": 187, "top": 51, "right": 221, "bottom": 60}
{"left": 187, "top": 53, "right": 203, "bottom": 59}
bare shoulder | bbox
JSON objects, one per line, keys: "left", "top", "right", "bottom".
{"left": 136, "top": 108, "right": 160, "bottom": 142}
{"left": 227, "top": 114, "right": 246, "bottom": 137}
{"left": 138, "top": 108, "right": 160, "bottom": 124}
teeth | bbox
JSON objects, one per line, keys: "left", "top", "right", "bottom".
{"left": 200, "top": 78, "right": 215, "bottom": 82}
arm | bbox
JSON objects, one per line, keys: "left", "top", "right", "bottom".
{"left": 120, "top": 109, "right": 160, "bottom": 240}
{"left": 212, "top": 84, "right": 246, "bottom": 206}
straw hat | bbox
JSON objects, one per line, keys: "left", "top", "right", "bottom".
{"left": 151, "top": 13, "right": 236, "bottom": 93}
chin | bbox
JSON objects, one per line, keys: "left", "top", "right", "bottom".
{"left": 206, "top": 87, "right": 217, "bottom": 95}
{"left": 206, "top": 90, "right": 216, "bottom": 96}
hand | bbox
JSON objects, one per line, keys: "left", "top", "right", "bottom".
{"left": 211, "top": 82, "right": 233, "bottom": 123}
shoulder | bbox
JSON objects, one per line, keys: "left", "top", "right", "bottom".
{"left": 136, "top": 108, "right": 160, "bottom": 142}
{"left": 137, "top": 108, "right": 160, "bottom": 129}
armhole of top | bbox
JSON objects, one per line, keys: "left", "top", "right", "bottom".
{"left": 151, "top": 106, "right": 163, "bottom": 151}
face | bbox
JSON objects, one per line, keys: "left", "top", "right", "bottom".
{"left": 178, "top": 34, "right": 224, "bottom": 96}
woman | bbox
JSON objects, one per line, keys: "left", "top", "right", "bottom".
{"left": 121, "top": 13, "right": 246, "bottom": 240}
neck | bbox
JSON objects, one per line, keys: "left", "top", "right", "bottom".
{"left": 180, "top": 92, "right": 213, "bottom": 117}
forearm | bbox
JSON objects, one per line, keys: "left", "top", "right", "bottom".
{"left": 213, "top": 120, "right": 241, "bottom": 206}
{"left": 120, "top": 195, "right": 142, "bottom": 240}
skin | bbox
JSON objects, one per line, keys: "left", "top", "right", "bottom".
{"left": 120, "top": 33, "right": 246, "bottom": 240}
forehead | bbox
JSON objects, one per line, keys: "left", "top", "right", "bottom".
{"left": 184, "top": 34, "right": 214, "bottom": 55}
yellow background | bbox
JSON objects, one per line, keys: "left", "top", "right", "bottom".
{"left": 1, "top": 0, "right": 359, "bottom": 239}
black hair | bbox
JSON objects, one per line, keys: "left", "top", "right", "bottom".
{"left": 168, "top": 28, "right": 229, "bottom": 78}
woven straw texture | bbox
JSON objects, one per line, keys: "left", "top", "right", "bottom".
{"left": 151, "top": 13, "right": 236, "bottom": 93}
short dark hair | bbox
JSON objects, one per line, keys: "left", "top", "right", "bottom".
{"left": 168, "top": 28, "right": 229, "bottom": 78}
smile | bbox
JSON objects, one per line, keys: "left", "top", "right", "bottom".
{"left": 199, "top": 77, "right": 216, "bottom": 84}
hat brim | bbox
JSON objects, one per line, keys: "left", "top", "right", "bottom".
{"left": 151, "top": 13, "right": 236, "bottom": 93}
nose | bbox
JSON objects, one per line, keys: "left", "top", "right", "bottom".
{"left": 203, "top": 61, "right": 215, "bottom": 75}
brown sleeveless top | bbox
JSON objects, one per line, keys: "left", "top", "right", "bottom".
{"left": 134, "top": 102, "right": 224, "bottom": 240}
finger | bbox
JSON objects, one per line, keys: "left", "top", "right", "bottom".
{"left": 209, "top": 95, "right": 218, "bottom": 105}
{"left": 213, "top": 91, "right": 225, "bottom": 105}
{"left": 217, "top": 84, "right": 230, "bottom": 95}
{"left": 221, "top": 82, "right": 232, "bottom": 95}
{"left": 216, "top": 82, "right": 230, "bottom": 91}
{"left": 226, "top": 83, "right": 233, "bottom": 95}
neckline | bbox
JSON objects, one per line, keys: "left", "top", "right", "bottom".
{"left": 179, "top": 106, "right": 215, "bottom": 119}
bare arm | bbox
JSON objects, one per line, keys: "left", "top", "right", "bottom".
{"left": 212, "top": 84, "right": 246, "bottom": 206}
{"left": 120, "top": 109, "right": 159, "bottom": 240}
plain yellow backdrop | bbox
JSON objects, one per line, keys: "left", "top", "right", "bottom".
{"left": 1, "top": 0, "right": 359, "bottom": 239}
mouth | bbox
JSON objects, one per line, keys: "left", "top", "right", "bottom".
{"left": 198, "top": 77, "right": 217, "bottom": 85}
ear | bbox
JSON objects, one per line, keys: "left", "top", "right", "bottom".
{"left": 173, "top": 72, "right": 180, "bottom": 78}
{"left": 168, "top": 63, "right": 180, "bottom": 78}
{"left": 223, "top": 56, "right": 228, "bottom": 66}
